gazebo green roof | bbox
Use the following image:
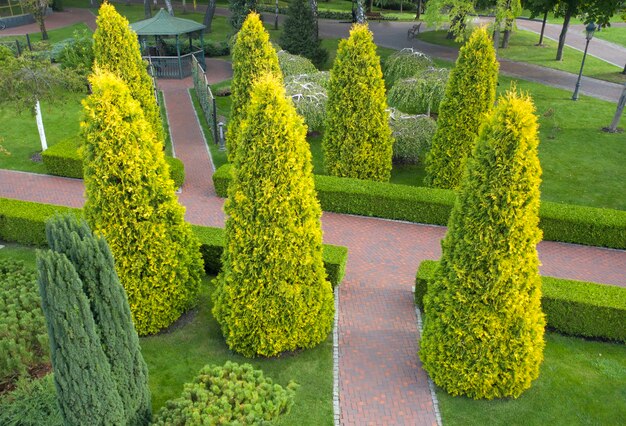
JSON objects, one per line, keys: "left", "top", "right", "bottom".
{"left": 130, "top": 9, "right": 205, "bottom": 36}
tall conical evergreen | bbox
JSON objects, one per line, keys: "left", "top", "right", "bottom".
{"left": 323, "top": 24, "right": 393, "bottom": 182}
{"left": 93, "top": 3, "right": 164, "bottom": 144}
{"left": 425, "top": 27, "right": 498, "bottom": 189}
{"left": 37, "top": 250, "right": 125, "bottom": 425}
{"left": 213, "top": 75, "right": 334, "bottom": 358}
{"left": 229, "top": 0, "right": 257, "bottom": 30}
{"left": 280, "top": 0, "right": 328, "bottom": 69}
{"left": 420, "top": 89, "right": 545, "bottom": 399}
{"left": 226, "top": 12, "right": 281, "bottom": 160}
{"left": 45, "top": 214, "right": 151, "bottom": 425}
{"left": 82, "top": 69, "right": 203, "bottom": 335}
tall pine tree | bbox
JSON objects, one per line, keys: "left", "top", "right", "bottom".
{"left": 425, "top": 27, "right": 498, "bottom": 189}
{"left": 280, "top": 0, "right": 328, "bottom": 69}
{"left": 226, "top": 12, "right": 281, "bottom": 161}
{"left": 323, "top": 24, "right": 393, "bottom": 182}
{"left": 213, "top": 75, "right": 334, "bottom": 357}
{"left": 37, "top": 250, "right": 125, "bottom": 425}
{"left": 82, "top": 69, "right": 203, "bottom": 336}
{"left": 45, "top": 214, "right": 151, "bottom": 425}
{"left": 93, "top": 3, "right": 164, "bottom": 144}
{"left": 420, "top": 89, "right": 545, "bottom": 399}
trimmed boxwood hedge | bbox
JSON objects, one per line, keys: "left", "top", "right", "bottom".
{"left": 415, "top": 260, "right": 626, "bottom": 342}
{"left": 212, "top": 164, "right": 626, "bottom": 249}
{"left": 0, "top": 198, "right": 348, "bottom": 288}
{"left": 42, "top": 138, "right": 185, "bottom": 189}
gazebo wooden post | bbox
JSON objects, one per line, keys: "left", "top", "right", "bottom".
{"left": 176, "top": 34, "right": 182, "bottom": 79}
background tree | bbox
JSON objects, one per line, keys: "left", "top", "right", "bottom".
{"left": 323, "top": 24, "right": 393, "bottom": 182}
{"left": 522, "top": 0, "right": 559, "bottom": 45}
{"left": 212, "top": 75, "right": 334, "bottom": 358}
{"left": 21, "top": 0, "right": 50, "bottom": 40}
{"left": 93, "top": 3, "right": 165, "bottom": 145}
{"left": 420, "top": 89, "right": 546, "bottom": 399}
{"left": 493, "top": 0, "right": 522, "bottom": 48}
{"left": 82, "top": 70, "right": 204, "bottom": 336}
{"left": 424, "top": 0, "right": 476, "bottom": 40}
{"left": 425, "top": 27, "right": 498, "bottom": 189}
{"left": 203, "top": 0, "right": 218, "bottom": 32}
{"left": 226, "top": 12, "right": 281, "bottom": 160}
{"left": 37, "top": 250, "right": 125, "bottom": 425}
{"left": 230, "top": 0, "right": 257, "bottom": 30}
{"left": 280, "top": 0, "right": 328, "bottom": 69}
{"left": 45, "top": 215, "right": 152, "bottom": 425}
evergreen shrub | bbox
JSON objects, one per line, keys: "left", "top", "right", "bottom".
{"left": 0, "top": 260, "right": 48, "bottom": 383}
{"left": 0, "top": 375, "right": 62, "bottom": 426}
{"left": 57, "top": 29, "right": 94, "bottom": 75}
{"left": 278, "top": 50, "right": 318, "bottom": 77}
{"left": 383, "top": 48, "right": 434, "bottom": 87}
{"left": 153, "top": 362, "right": 297, "bottom": 425}
{"left": 285, "top": 73, "right": 328, "bottom": 132}
{"left": 388, "top": 68, "right": 449, "bottom": 115}
{"left": 388, "top": 109, "right": 437, "bottom": 164}
{"left": 279, "top": 0, "right": 328, "bottom": 69}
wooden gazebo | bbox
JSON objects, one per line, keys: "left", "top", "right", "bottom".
{"left": 130, "top": 9, "right": 206, "bottom": 79}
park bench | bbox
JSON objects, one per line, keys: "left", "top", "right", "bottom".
{"left": 407, "top": 23, "right": 422, "bottom": 39}
{"left": 365, "top": 12, "right": 384, "bottom": 21}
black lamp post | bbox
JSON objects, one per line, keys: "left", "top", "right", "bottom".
{"left": 572, "top": 22, "right": 597, "bottom": 101}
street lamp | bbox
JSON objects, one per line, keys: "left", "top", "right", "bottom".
{"left": 572, "top": 22, "right": 597, "bottom": 101}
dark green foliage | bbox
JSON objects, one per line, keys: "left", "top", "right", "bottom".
{"left": 37, "top": 250, "right": 125, "bottom": 425}
{"left": 44, "top": 215, "right": 151, "bottom": 425}
{"left": 57, "top": 29, "right": 93, "bottom": 75}
{"left": 230, "top": 0, "right": 257, "bottom": 30}
{"left": 153, "top": 362, "right": 298, "bottom": 425}
{"left": 421, "top": 90, "right": 545, "bottom": 399}
{"left": 212, "top": 164, "right": 626, "bottom": 249}
{"left": 204, "top": 40, "right": 230, "bottom": 57}
{"left": 0, "top": 375, "right": 63, "bottom": 426}
{"left": 280, "top": 0, "right": 328, "bottom": 69}
{"left": 416, "top": 260, "right": 626, "bottom": 342}
{"left": 0, "top": 260, "right": 48, "bottom": 383}
{"left": 425, "top": 27, "right": 499, "bottom": 189}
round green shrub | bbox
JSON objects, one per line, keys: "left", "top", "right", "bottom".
{"left": 0, "top": 260, "right": 48, "bottom": 383}
{"left": 285, "top": 74, "right": 328, "bottom": 132}
{"left": 0, "top": 375, "right": 62, "bottom": 426}
{"left": 388, "top": 67, "right": 449, "bottom": 115}
{"left": 278, "top": 50, "right": 319, "bottom": 77}
{"left": 389, "top": 110, "right": 437, "bottom": 164}
{"left": 153, "top": 362, "right": 298, "bottom": 425}
{"left": 383, "top": 48, "right": 434, "bottom": 87}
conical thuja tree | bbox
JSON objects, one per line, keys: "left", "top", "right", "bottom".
{"left": 82, "top": 69, "right": 203, "bottom": 336}
{"left": 93, "top": 2, "right": 164, "bottom": 144}
{"left": 45, "top": 214, "right": 151, "bottom": 425}
{"left": 226, "top": 12, "right": 281, "bottom": 160}
{"left": 425, "top": 26, "right": 498, "bottom": 189}
{"left": 420, "top": 89, "right": 545, "bottom": 399}
{"left": 323, "top": 24, "right": 393, "bottom": 182}
{"left": 280, "top": 0, "right": 328, "bottom": 69}
{"left": 37, "top": 250, "right": 125, "bottom": 425}
{"left": 213, "top": 74, "right": 334, "bottom": 358}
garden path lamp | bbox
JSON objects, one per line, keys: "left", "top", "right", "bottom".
{"left": 572, "top": 22, "right": 597, "bottom": 101}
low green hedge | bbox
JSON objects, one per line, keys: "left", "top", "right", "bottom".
{"left": 415, "top": 260, "right": 626, "bottom": 342}
{"left": 0, "top": 198, "right": 348, "bottom": 288}
{"left": 42, "top": 138, "right": 186, "bottom": 188}
{"left": 212, "top": 164, "right": 626, "bottom": 249}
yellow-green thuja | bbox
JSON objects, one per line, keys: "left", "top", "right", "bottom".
{"left": 226, "top": 12, "right": 281, "bottom": 160}
{"left": 323, "top": 24, "right": 393, "bottom": 182}
{"left": 93, "top": 3, "right": 164, "bottom": 145}
{"left": 420, "top": 89, "right": 545, "bottom": 399}
{"left": 425, "top": 26, "right": 498, "bottom": 189}
{"left": 81, "top": 70, "right": 203, "bottom": 336}
{"left": 212, "top": 74, "right": 334, "bottom": 358}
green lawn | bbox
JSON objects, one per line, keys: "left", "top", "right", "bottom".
{"left": 0, "top": 242, "right": 38, "bottom": 269}
{"left": 0, "top": 22, "right": 92, "bottom": 45}
{"left": 593, "top": 25, "right": 626, "bottom": 48}
{"left": 436, "top": 331, "right": 626, "bottom": 425}
{"left": 417, "top": 29, "right": 626, "bottom": 84}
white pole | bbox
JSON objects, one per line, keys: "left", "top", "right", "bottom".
{"left": 35, "top": 99, "right": 48, "bottom": 151}
{"left": 608, "top": 83, "right": 626, "bottom": 132}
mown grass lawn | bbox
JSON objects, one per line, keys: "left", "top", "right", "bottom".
{"left": 0, "top": 22, "right": 92, "bottom": 45}
{"left": 593, "top": 25, "right": 626, "bottom": 48}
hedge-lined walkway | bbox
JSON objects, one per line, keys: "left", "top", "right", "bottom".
{"left": 1, "top": 76, "right": 625, "bottom": 425}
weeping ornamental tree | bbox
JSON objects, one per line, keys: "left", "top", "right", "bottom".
{"left": 425, "top": 27, "right": 498, "bottom": 189}
{"left": 420, "top": 89, "right": 546, "bottom": 399}
{"left": 212, "top": 75, "right": 334, "bottom": 358}
{"left": 93, "top": 3, "right": 164, "bottom": 145}
{"left": 226, "top": 12, "right": 281, "bottom": 160}
{"left": 45, "top": 215, "right": 151, "bottom": 425}
{"left": 323, "top": 24, "right": 393, "bottom": 182}
{"left": 82, "top": 70, "right": 203, "bottom": 336}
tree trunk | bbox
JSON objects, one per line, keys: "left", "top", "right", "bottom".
{"left": 35, "top": 100, "right": 48, "bottom": 151}
{"left": 537, "top": 10, "right": 547, "bottom": 45}
{"left": 501, "top": 18, "right": 513, "bottom": 48}
{"left": 493, "top": 24, "right": 500, "bottom": 50}
{"left": 556, "top": 5, "right": 572, "bottom": 61}
{"left": 415, "top": 0, "right": 421, "bottom": 20}
{"left": 164, "top": 0, "right": 174, "bottom": 16}
{"left": 203, "top": 0, "right": 217, "bottom": 32}
{"left": 144, "top": 0, "right": 152, "bottom": 19}
{"left": 367, "top": 0, "right": 372, "bottom": 13}
{"left": 182, "top": 0, "right": 187, "bottom": 13}
{"left": 310, "top": 0, "right": 319, "bottom": 38}
{"left": 622, "top": 63, "right": 626, "bottom": 75}
{"left": 356, "top": 0, "right": 365, "bottom": 23}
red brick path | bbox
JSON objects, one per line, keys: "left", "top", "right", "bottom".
{"left": 1, "top": 76, "right": 625, "bottom": 425}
